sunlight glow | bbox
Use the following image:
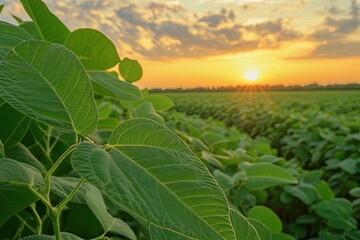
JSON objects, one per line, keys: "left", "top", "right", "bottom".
{"left": 244, "top": 69, "right": 260, "bottom": 81}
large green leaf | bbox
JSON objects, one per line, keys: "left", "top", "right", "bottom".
{"left": 51, "top": 177, "right": 136, "bottom": 240}
{"left": 65, "top": 29, "right": 120, "bottom": 70}
{"left": 0, "top": 21, "right": 33, "bottom": 60}
{"left": 72, "top": 119, "right": 236, "bottom": 239}
{"left": 119, "top": 58, "right": 142, "bottom": 82}
{"left": 0, "top": 40, "right": 98, "bottom": 135}
{"left": 89, "top": 71, "right": 141, "bottom": 100}
{"left": 20, "top": 232, "right": 83, "bottom": 240}
{"left": 0, "top": 103, "right": 31, "bottom": 148}
{"left": 5, "top": 143, "right": 47, "bottom": 174}
{"left": 230, "top": 209, "right": 261, "bottom": 240}
{"left": 248, "top": 218, "right": 272, "bottom": 240}
{"left": 248, "top": 206, "right": 282, "bottom": 233}
{"left": 20, "top": 21, "right": 42, "bottom": 39}
{"left": 20, "top": 0, "right": 70, "bottom": 43}
{"left": 0, "top": 158, "right": 43, "bottom": 226}
{"left": 0, "top": 21, "right": 33, "bottom": 48}
{"left": 246, "top": 163, "right": 297, "bottom": 190}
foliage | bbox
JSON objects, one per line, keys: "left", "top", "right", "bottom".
{"left": 0, "top": 1, "right": 297, "bottom": 239}
{"left": 166, "top": 91, "right": 360, "bottom": 239}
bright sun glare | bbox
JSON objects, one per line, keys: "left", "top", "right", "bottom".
{"left": 244, "top": 69, "right": 260, "bottom": 81}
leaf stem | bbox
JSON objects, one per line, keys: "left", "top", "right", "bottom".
{"left": 30, "top": 203, "right": 42, "bottom": 234}
{"left": 12, "top": 221, "right": 25, "bottom": 240}
{"left": 29, "top": 187, "right": 52, "bottom": 209}
{"left": 75, "top": 132, "right": 79, "bottom": 144}
{"left": 57, "top": 178, "right": 85, "bottom": 212}
{"left": 44, "top": 144, "right": 78, "bottom": 198}
{"left": 0, "top": 140, "right": 5, "bottom": 158}
{"left": 15, "top": 214, "right": 36, "bottom": 234}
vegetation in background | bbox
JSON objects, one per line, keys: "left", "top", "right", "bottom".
{"left": 0, "top": 1, "right": 298, "bottom": 239}
{"left": 167, "top": 91, "right": 360, "bottom": 239}
{"left": 0, "top": 1, "right": 358, "bottom": 240}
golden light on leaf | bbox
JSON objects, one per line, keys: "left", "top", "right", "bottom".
{"left": 244, "top": 69, "right": 260, "bottom": 81}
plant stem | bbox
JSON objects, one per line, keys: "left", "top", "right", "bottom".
{"left": 49, "top": 207, "right": 61, "bottom": 240}
{"left": 57, "top": 178, "right": 85, "bottom": 212}
{"left": 0, "top": 140, "right": 5, "bottom": 158}
{"left": 29, "top": 187, "right": 52, "bottom": 209}
{"left": 30, "top": 203, "right": 42, "bottom": 234}
{"left": 12, "top": 221, "right": 25, "bottom": 240}
{"left": 44, "top": 144, "right": 78, "bottom": 198}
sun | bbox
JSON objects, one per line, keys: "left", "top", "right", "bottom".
{"left": 244, "top": 69, "right": 260, "bottom": 81}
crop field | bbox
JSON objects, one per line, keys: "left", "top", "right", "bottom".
{"left": 0, "top": 0, "right": 359, "bottom": 240}
{"left": 164, "top": 90, "right": 360, "bottom": 239}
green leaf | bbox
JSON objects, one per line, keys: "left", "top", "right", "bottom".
{"left": 85, "top": 186, "right": 136, "bottom": 239}
{"left": 230, "top": 209, "right": 261, "bottom": 240}
{"left": 51, "top": 177, "right": 136, "bottom": 240}
{"left": 0, "top": 158, "right": 43, "bottom": 226}
{"left": 295, "top": 214, "right": 316, "bottom": 224}
{"left": 0, "top": 5, "right": 3, "bottom": 14}
{"left": 65, "top": 203, "right": 103, "bottom": 238}
{"left": 302, "top": 170, "right": 323, "bottom": 184}
{"left": 98, "top": 118, "right": 119, "bottom": 130}
{"left": 65, "top": 29, "right": 120, "bottom": 70}
{"left": 20, "top": 21, "right": 41, "bottom": 39}
{"left": 20, "top": 232, "right": 83, "bottom": 240}
{"left": 133, "top": 102, "right": 165, "bottom": 124}
{"left": 72, "top": 119, "right": 236, "bottom": 239}
{"left": 339, "top": 158, "right": 357, "bottom": 174}
{"left": 272, "top": 232, "right": 295, "bottom": 240}
{"left": 98, "top": 101, "right": 113, "bottom": 119}
{"left": 20, "top": 0, "right": 70, "bottom": 43}
{"left": 201, "top": 151, "right": 225, "bottom": 169}
{"left": 202, "top": 131, "right": 228, "bottom": 146}
{"left": 248, "top": 205, "right": 282, "bottom": 233}
{"left": 214, "top": 170, "right": 234, "bottom": 190}
{"left": 0, "top": 40, "right": 98, "bottom": 135}
{"left": 248, "top": 218, "right": 272, "bottom": 240}
{"left": 349, "top": 187, "right": 360, "bottom": 198}
{"left": 5, "top": 143, "right": 47, "bottom": 174}
{"left": 246, "top": 163, "right": 297, "bottom": 190}
{"left": 89, "top": 71, "right": 141, "bottom": 101}
{"left": 12, "top": 15, "right": 24, "bottom": 24}
{"left": 0, "top": 21, "right": 33, "bottom": 48}
{"left": 315, "top": 180, "right": 334, "bottom": 201}
{"left": 119, "top": 58, "right": 142, "bottom": 82}
{"left": 284, "top": 183, "right": 319, "bottom": 205}
{"left": 0, "top": 103, "right": 31, "bottom": 148}
{"left": 146, "top": 94, "right": 174, "bottom": 112}
{"left": 312, "top": 198, "right": 357, "bottom": 230}
{"left": 251, "top": 141, "right": 274, "bottom": 155}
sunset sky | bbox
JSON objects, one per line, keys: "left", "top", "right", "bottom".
{"left": 1, "top": 0, "right": 360, "bottom": 88}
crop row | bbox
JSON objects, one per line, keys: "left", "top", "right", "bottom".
{"left": 166, "top": 91, "right": 360, "bottom": 239}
